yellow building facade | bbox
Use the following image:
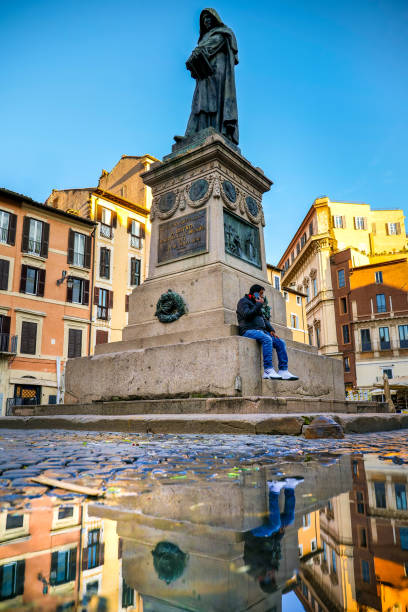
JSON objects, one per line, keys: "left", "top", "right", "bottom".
{"left": 277, "top": 197, "right": 407, "bottom": 357}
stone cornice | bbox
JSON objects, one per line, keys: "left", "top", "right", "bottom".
{"left": 142, "top": 137, "right": 273, "bottom": 194}
{"left": 282, "top": 234, "right": 334, "bottom": 284}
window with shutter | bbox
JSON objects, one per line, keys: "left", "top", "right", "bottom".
{"left": 50, "top": 548, "right": 76, "bottom": 585}
{"left": 86, "top": 529, "right": 101, "bottom": 569}
{"left": 95, "top": 330, "right": 109, "bottom": 345}
{"left": 0, "top": 559, "right": 25, "bottom": 601}
{"left": 0, "top": 259, "right": 10, "bottom": 291}
{"left": 99, "top": 207, "right": 113, "bottom": 238}
{"left": 20, "top": 266, "right": 44, "bottom": 296}
{"left": 0, "top": 315, "right": 11, "bottom": 352}
{"left": 129, "top": 220, "right": 145, "bottom": 249}
{"left": 69, "top": 278, "right": 89, "bottom": 305}
{"left": 96, "top": 288, "right": 109, "bottom": 320}
{"left": 24, "top": 218, "right": 43, "bottom": 255}
{"left": 7, "top": 213, "right": 17, "bottom": 246}
{"left": 0, "top": 210, "right": 10, "bottom": 245}
{"left": 84, "top": 234, "right": 92, "bottom": 269}
{"left": 99, "top": 247, "right": 110, "bottom": 278}
{"left": 72, "top": 232, "right": 86, "bottom": 267}
{"left": 67, "top": 229, "right": 75, "bottom": 264}
{"left": 20, "top": 321, "right": 37, "bottom": 355}
{"left": 68, "top": 329, "right": 82, "bottom": 358}
{"left": 37, "top": 269, "right": 46, "bottom": 297}
{"left": 0, "top": 210, "right": 17, "bottom": 246}
{"left": 40, "top": 222, "right": 50, "bottom": 258}
{"left": 130, "top": 258, "right": 141, "bottom": 286}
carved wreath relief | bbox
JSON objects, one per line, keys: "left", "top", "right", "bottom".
{"left": 155, "top": 289, "right": 187, "bottom": 323}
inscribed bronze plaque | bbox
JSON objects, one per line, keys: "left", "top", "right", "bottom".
{"left": 158, "top": 209, "right": 207, "bottom": 264}
{"left": 224, "top": 209, "right": 262, "bottom": 269}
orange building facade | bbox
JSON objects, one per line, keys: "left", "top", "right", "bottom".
{"left": 0, "top": 188, "right": 95, "bottom": 414}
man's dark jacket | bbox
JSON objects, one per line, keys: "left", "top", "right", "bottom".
{"left": 236, "top": 295, "right": 275, "bottom": 336}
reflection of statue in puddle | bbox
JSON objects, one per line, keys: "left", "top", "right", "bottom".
{"left": 244, "top": 477, "right": 303, "bottom": 594}
{"left": 90, "top": 457, "right": 353, "bottom": 611}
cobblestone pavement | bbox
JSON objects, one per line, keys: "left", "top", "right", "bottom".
{"left": 1, "top": 429, "right": 408, "bottom": 509}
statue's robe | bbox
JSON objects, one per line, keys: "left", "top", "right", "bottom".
{"left": 185, "top": 20, "right": 239, "bottom": 145}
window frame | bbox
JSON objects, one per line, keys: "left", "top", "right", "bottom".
{"left": 395, "top": 483, "right": 407, "bottom": 510}
{"left": 337, "top": 269, "right": 346, "bottom": 288}
{"left": 398, "top": 324, "right": 408, "bottom": 349}
{"left": 20, "top": 320, "right": 37, "bottom": 355}
{"left": 342, "top": 324, "right": 350, "bottom": 344}
{"left": 376, "top": 293, "right": 386, "bottom": 313}
{"left": 361, "top": 559, "right": 370, "bottom": 582}
{"left": 67, "top": 328, "right": 82, "bottom": 359}
{"left": 130, "top": 257, "right": 141, "bottom": 287}
{"left": 379, "top": 326, "right": 390, "bottom": 350}
{"left": 374, "top": 481, "right": 387, "bottom": 509}
{"left": 360, "top": 328, "right": 372, "bottom": 352}
{"left": 375, "top": 271, "right": 383, "bottom": 284}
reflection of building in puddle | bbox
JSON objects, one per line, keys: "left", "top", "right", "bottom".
{"left": 0, "top": 496, "right": 141, "bottom": 611}
{"left": 90, "top": 457, "right": 353, "bottom": 612}
{"left": 295, "top": 454, "right": 408, "bottom": 611}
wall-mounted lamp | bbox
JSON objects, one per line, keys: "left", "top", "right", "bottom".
{"left": 37, "top": 572, "right": 49, "bottom": 595}
{"left": 56, "top": 271, "right": 74, "bottom": 288}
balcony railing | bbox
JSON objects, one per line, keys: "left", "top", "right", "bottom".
{"left": 400, "top": 339, "right": 408, "bottom": 349}
{"left": 380, "top": 340, "right": 391, "bottom": 350}
{"left": 361, "top": 342, "right": 372, "bottom": 352}
{"left": 130, "top": 235, "right": 142, "bottom": 249}
{"left": 27, "top": 238, "right": 42, "bottom": 255}
{"left": 100, "top": 223, "right": 113, "bottom": 239}
{"left": 96, "top": 306, "right": 109, "bottom": 320}
{"left": 0, "top": 334, "right": 17, "bottom": 354}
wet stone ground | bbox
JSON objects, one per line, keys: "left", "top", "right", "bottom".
{"left": 1, "top": 428, "right": 408, "bottom": 509}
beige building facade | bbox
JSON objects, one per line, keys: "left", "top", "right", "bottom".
{"left": 267, "top": 264, "right": 308, "bottom": 343}
{"left": 46, "top": 154, "right": 157, "bottom": 351}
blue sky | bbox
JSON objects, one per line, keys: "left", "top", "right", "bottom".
{"left": 1, "top": 0, "right": 407, "bottom": 263}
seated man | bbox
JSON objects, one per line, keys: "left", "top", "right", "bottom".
{"left": 237, "top": 284, "right": 298, "bottom": 380}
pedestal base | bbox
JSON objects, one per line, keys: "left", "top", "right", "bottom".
{"left": 65, "top": 335, "right": 344, "bottom": 404}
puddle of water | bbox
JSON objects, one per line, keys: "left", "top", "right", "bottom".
{"left": 0, "top": 429, "right": 407, "bottom": 611}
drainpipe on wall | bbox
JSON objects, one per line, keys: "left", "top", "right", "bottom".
{"left": 88, "top": 225, "right": 96, "bottom": 356}
{"left": 56, "top": 356, "right": 61, "bottom": 404}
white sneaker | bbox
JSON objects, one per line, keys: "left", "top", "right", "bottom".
{"left": 280, "top": 476, "right": 304, "bottom": 489}
{"left": 278, "top": 369, "right": 299, "bottom": 381}
{"left": 267, "top": 480, "right": 286, "bottom": 493}
{"left": 263, "top": 367, "right": 282, "bottom": 379}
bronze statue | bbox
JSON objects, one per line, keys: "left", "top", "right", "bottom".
{"left": 178, "top": 8, "right": 239, "bottom": 146}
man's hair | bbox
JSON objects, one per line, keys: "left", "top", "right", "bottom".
{"left": 249, "top": 284, "right": 265, "bottom": 294}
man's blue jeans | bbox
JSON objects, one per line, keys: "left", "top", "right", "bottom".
{"left": 242, "top": 330, "right": 288, "bottom": 371}
{"left": 251, "top": 488, "right": 296, "bottom": 537}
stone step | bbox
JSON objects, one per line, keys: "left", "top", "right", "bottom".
{"left": 13, "top": 396, "right": 388, "bottom": 417}
{"left": 0, "top": 412, "right": 405, "bottom": 435}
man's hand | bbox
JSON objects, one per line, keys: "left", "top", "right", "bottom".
{"left": 255, "top": 297, "right": 264, "bottom": 304}
{"left": 270, "top": 331, "right": 279, "bottom": 339}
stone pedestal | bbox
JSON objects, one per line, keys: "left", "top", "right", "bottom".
{"left": 65, "top": 131, "right": 344, "bottom": 405}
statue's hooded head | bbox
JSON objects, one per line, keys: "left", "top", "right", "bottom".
{"left": 199, "top": 8, "right": 224, "bottom": 39}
